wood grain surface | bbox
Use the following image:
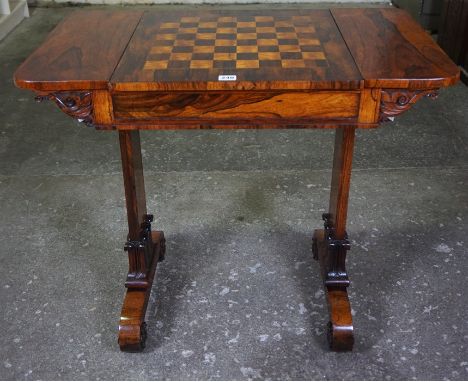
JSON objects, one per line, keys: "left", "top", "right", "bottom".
{"left": 112, "top": 91, "right": 360, "bottom": 120}
{"left": 332, "top": 8, "right": 460, "bottom": 88}
{"left": 329, "top": 126, "right": 355, "bottom": 237}
{"left": 14, "top": 8, "right": 460, "bottom": 92}
{"left": 111, "top": 9, "right": 362, "bottom": 91}
{"left": 14, "top": 10, "right": 143, "bottom": 91}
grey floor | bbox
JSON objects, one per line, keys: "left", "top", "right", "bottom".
{"left": 1, "top": 5, "right": 468, "bottom": 381}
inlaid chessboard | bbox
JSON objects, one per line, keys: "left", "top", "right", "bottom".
{"left": 110, "top": 9, "right": 364, "bottom": 88}
{"left": 143, "top": 15, "right": 328, "bottom": 71}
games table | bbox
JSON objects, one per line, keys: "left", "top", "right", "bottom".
{"left": 14, "top": 7, "right": 459, "bottom": 352}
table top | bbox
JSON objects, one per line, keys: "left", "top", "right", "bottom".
{"left": 14, "top": 8, "right": 459, "bottom": 92}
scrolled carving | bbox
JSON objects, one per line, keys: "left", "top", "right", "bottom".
{"left": 35, "top": 91, "right": 94, "bottom": 127}
{"left": 379, "top": 89, "right": 439, "bottom": 122}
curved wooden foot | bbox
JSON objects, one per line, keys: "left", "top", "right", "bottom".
{"left": 327, "top": 289, "right": 354, "bottom": 351}
{"left": 119, "top": 321, "right": 147, "bottom": 352}
{"left": 313, "top": 228, "right": 354, "bottom": 351}
{"left": 118, "top": 231, "right": 165, "bottom": 352}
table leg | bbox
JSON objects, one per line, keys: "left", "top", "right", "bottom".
{"left": 312, "top": 126, "right": 355, "bottom": 351}
{"left": 118, "top": 130, "right": 165, "bottom": 352}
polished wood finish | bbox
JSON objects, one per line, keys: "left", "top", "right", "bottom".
{"left": 332, "top": 8, "right": 460, "bottom": 89}
{"left": 14, "top": 10, "right": 143, "bottom": 91}
{"left": 112, "top": 91, "right": 360, "bottom": 121}
{"left": 312, "top": 127, "right": 356, "bottom": 351}
{"left": 119, "top": 130, "right": 164, "bottom": 290}
{"left": 118, "top": 130, "right": 166, "bottom": 351}
{"left": 329, "top": 127, "right": 355, "bottom": 237}
{"left": 313, "top": 229, "right": 353, "bottom": 351}
{"left": 119, "top": 130, "right": 147, "bottom": 241}
{"left": 92, "top": 90, "right": 114, "bottom": 125}
{"left": 119, "top": 231, "right": 165, "bottom": 351}
{"left": 14, "top": 7, "right": 459, "bottom": 352}
{"left": 111, "top": 9, "right": 362, "bottom": 91}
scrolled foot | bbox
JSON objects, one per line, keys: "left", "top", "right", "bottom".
{"left": 119, "top": 322, "right": 147, "bottom": 352}
{"left": 313, "top": 225, "right": 354, "bottom": 351}
{"left": 326, "top": 287, "right": 354, "bottom": 351}
{"left": 327, "top": 320, "right": 354, "bottom": 352}
{"left": 118, "top": 231, "right": 165, "bottom": 352}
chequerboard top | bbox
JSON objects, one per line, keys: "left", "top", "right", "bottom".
{"left": 111, "top": 9, "right": 362, "bottom": 90}
{"left": 143, "top": 14, "right": 327, "bottom": 71}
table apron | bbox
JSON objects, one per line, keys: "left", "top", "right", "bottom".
{"left": 99, "top": 90, "right": 379, "bottom": 129}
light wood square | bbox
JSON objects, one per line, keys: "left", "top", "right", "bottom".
{"left": 257, "top": 39, "right": 279, "bottom": 46}
{"left": 302, "top": 51, "right": 326, "bottom": 60}
{"left": 236, "top": 45, "right": 258, "bottom": 53}
{"left": 198, "top": 21, "right": 218, "bottom": 28}
{"left": 237, "top": 21, "right": 256, "bottom": 28}
{"left": 193, "top": 45, "right": 215, "bottom": 53}
{"left": 256, "top": 27, "right": 276, "bottom": 33}
{"left": 215, "top": 39, "right": 237, "bottom": 46}
{"left": 143, "top": 61, "right": 168, "bottom": 70}
{"left": 276, "top": 32, "right": 297, "bottom": 39}
{"left": 275, "top": 21, "right": 293, "bottom": 27}
{"left": 156, "top": 34, "right": 177, "bottom": 41}
{"left": 190, "top": 60, "right": 213, "bottom": 68}
{"left": 237, "top": 33, "right": 257, "bottom": 40}
{"left": 150, "top": 46, "right": 173, "bottom": 54}
{"left": 282, "top": 60, "right": 306, "bottom": 68}
{"left": 258, "top": 52, "right": 281, "bottom": 60}
{"left": 213, "top": 52, "right": 236, "bottom": 60}
{"left": 196, "top": 33, "right": 217, "bottom": 40}
{"left": 217, "top": 27, "right": 237, "bottom": 34}
{"left": 179, "top": 27, "right": 198, "bottom": 33}
{"left": 237, "top": 60, "right": 259, "bottom": 68}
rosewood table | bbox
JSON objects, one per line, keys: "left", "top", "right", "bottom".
{"left": 14, "top": 7, "right": 459, "bottom": 352}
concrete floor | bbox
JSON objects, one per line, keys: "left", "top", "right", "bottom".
{"left": 1, "top": 5, "right": 468, "bottom": 380}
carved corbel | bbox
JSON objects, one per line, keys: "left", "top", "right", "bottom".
{"left": 379, "top": 89, "right": 439, "bottom": 122}
{"left": 35, "top": 91, "right": 94, "bottom": 127}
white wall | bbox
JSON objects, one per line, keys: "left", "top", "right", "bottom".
{"left": 0, "top": 0, "right": 29, "bottom": 41}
